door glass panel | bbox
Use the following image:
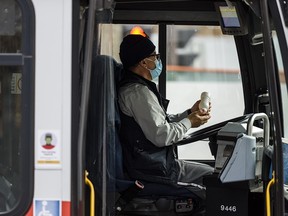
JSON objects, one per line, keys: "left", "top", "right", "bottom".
{"left": 0, "top": 0, "right": 34, "bottom": 214}
{"left": 0, "top": 66, "right": 22, "bottom": 212}
{"left": 0, "top": 1, "right": 22, "bottom": 53}
{"left": 272, "top": 31, "right": 288, "bottom": 138}
{"left": 166, "top": 25, "right": 244, "bottom": 160}
{"left": 272, "top": 31, "right": 288, "bottom": 204}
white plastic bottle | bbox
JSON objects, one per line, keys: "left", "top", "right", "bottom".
{"left": 199, "top": 92, "right": 210, "bottom": 113}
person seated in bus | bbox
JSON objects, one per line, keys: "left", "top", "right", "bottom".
{"left": 118, "top": 34, "right": 213, "bottom": 197}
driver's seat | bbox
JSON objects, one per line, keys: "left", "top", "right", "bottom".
{"left": 86, "top": 55, "right": 206, "bottom": 216}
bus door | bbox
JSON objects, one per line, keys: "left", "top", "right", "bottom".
{"left": 267, "top": 0, "right": 288, "bottom": 214}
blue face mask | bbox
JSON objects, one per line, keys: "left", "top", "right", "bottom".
{"left": 148, "top": 59, "right": 163, "bottom": 80}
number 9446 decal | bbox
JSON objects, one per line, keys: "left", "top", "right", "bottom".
{"left": 220, "top": 205, "right": 237, "bottom": 212}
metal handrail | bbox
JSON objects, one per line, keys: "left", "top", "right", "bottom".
{"left": 247, "top": 113, "right": 270, "bottom": 147}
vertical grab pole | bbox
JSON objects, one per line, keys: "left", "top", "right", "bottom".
{"left": 85, "top": 171, "right": 95, "bottom": 216}
{"left": 76, "top": 0, "right": 97, "bottom": 215}
{"left": 260, "top": 0, "right": 285, "bottom": 215}
{"left": 247, "top": 113, "right": 272, "bottom": 216}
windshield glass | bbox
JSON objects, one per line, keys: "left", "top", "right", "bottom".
{"left": 165, "top": 25, "right": 244, "bottom": 160}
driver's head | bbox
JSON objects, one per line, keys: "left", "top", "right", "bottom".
{"left": 119, "top": 34, "right": 155, "bottom": 69}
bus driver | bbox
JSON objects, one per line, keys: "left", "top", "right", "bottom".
{"left": 118, "top": 34, "right": 213, "bottom": 199}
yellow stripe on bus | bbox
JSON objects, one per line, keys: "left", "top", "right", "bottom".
{"left": 37, "top": 161, "right": 60, "bottom": 164}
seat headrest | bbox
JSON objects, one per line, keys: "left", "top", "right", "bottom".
{"left": 93, "top": 55, "right": 123, "bottom": 84}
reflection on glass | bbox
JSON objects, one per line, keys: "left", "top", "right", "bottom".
{"left": 272, "top": 33, "right": 288, "bottom": 216}
{"left": 0, "top": 66, "right": 22, "bottom": 212}
{"left": 272, "top": 31, "right": 288, "bottom": 138}
{"left": 0, "top": 1, "right": 22, "bottom": 53}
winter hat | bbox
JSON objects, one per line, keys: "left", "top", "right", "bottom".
{"left": 119, "top": 34, "right": 155, "bottom": 68}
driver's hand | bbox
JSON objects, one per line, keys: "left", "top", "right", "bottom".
{"left": 190, "top": 100, "right": 212, "bottom": 114}
{"left": 187, "top": 110, "right": 211, "bottom": 128}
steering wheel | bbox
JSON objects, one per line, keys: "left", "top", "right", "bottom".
{"left": 176, "top": 114, "right": 253, "bottom": 146}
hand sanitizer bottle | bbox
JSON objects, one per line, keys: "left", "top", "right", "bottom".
{"left": 199, "top": 92, "right": 210, "bottom": 113}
